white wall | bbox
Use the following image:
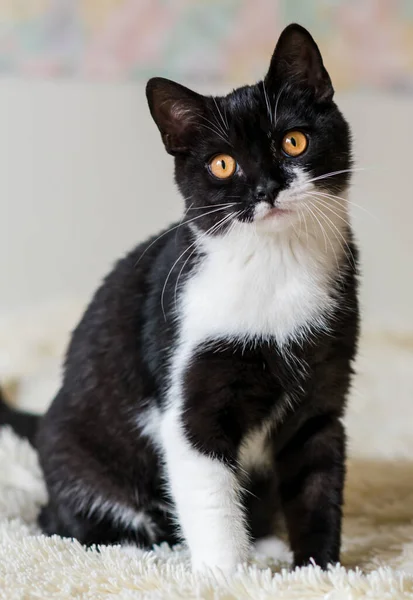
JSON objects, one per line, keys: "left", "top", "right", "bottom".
{"left": 0, "top": 79, "right": 411, "bottom": 331}
{"left": 0, "top": 79, "right": 180, "bottom": 313}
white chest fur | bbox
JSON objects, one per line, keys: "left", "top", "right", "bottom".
{"left": 179, "top": 222, "right": 342, "bottom": 348}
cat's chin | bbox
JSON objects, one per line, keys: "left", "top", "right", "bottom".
{"left": 247, "top": 200, "right": 299, "bottom": 233}
{"left": 252, "top": 209, "right": 300, "bottom": 234}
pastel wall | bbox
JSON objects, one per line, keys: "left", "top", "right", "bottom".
{"left": 0, "top": 1, "right": 412, "bottom": 90}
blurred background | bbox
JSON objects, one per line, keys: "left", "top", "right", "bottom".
{"left": 0, "top": 1, "right": 412, "bottom": 438}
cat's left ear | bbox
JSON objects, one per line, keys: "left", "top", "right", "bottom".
{"left": 146, "top": 77, "right": 205, "bottom": 155}
{"left": 266, "top": 24, "right": 334, "bottom": 102}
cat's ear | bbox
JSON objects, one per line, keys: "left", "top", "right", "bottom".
{"left": 266, "top": 24, "right": 333, "bottom": 102}
{"left": 146, "top": 77, "right": 205, "bottom": 155}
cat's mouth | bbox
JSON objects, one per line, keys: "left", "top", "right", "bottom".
{"left": 262, "top": 207, "right": 293, "bottom": 219}
{"left": 254, "top": 203, "right": 293, "bottom": 222}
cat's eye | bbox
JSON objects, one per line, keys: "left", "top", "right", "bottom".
{"left": 281, "top": 131, "right": 308, "bottom": 157}
{"left": 208, "top": 154, "right": 237, "bottom": 179}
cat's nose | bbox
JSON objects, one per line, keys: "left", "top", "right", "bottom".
{"left": 254, "top": 181, "right": 281, "bottom": 204}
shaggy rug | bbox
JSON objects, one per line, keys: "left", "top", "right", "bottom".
{"left": 1, "top": 306, "right": 413, "bottom": 598}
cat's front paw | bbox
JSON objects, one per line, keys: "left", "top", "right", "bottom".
{"left": 254, "top": 535, "right": 292, "bottom": 564}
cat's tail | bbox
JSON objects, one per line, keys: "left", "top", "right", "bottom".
{"left": 0, "top": 385, "right": 40, "bottom": 446}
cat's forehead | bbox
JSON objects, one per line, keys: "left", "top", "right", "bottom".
{"left": 202, "top": 88, "right": 270, "bottom": 150}
{"left": 223, "top": 86, "right": 267, "bottom": 121}
{"left": 212, "top": 83, "right": 309, "bottom": 137}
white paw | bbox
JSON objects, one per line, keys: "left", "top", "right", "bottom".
{"left": 254, "top": 535, "right": 292, "bottom": 563}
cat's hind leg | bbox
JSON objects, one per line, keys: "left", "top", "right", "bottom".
{"left": 38, "top": 497, "right": 179, "bottom": 549}
{"left": 245, "top": 471, "right": 292, "bottom": 565}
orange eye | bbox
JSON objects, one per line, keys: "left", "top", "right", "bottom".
{"left": 281, "top": 131, "right": 308, "bottom": 157}
{"left": 209, "top": 154, "right": 237, "bottom": 179}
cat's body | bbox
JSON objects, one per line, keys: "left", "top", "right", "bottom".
{"left": 1, "top": 24, "right": 359, "bottom": 573}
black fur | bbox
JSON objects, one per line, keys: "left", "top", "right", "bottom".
{"left": 0, "top": 387, "right": 39, "bottom": 446}
{"left": 1, "top": 25, "right": 359, "bottom": 570}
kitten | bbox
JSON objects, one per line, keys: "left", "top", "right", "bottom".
{"left": 0, "top": 24, "right": 359, "bottom": 573}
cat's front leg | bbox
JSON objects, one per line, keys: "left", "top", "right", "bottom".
{"left": 160, "top": 405, "right": 250, "bottom": 574}
{"left": 276, "top": 413, "right": 345, "bottom": 569}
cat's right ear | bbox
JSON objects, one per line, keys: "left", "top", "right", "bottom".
{"left": 146, "top": 78, "right": 205, "bottom": 155}
{"left": 266, "top": 24, "right": 334, "bottom": 102}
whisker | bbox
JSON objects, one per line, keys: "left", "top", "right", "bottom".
{"left": 161, "top": 242, "right": 199, "bottom": 321}
{"left": 298, "top": 205, "right": 309, "bottom": 244}
{"left": 223, "top": 104, "right": 230, "bottom": 130}
{"left": 307, "top": 167, "right": 368, "bottom": 184}
{"left": 308, "top": 190, "right": 348, "bottom": 203}
{"left": 198, "top": 122, "right": 229, "bottom": 145}
{"left": 134, "top": 205, "right": 232, "bottom": 267}
{"left": 175, "top": 202, "right": 194, "bottom": 244}
{"left": 171, "top": 212, "right": 237, "bottom": 313}
{"left": 274, "top": 82, "right": 287, "bottom": 124}
{"left": 223, "top": 211, "right": 242, "bottom": 241}
{"left": 306, "top": 192, "right": 348, "bottom": 211}
{"left": 261, "top": 80, "right": 273, "bottom": 125}
{"left": 309, "top": 190, "right": 377, "bottom": 220}
{"left": 198, "top": 113, "right": 227, "bottom": 140}
{"left": 290, "top": 211, "right": 300, "bottom": 243}
{"left": 311, "top": 204, "right": 341, "bottom": 275}
{"left": 213, "top": 97, "right": 229, "bottom": 133}
{"left": 173, "top": 249, "right": 198, "bottom": 307}
{"left": 308, "top": 200, "right": 356, "bottom": 269}
{"left": 304, "top": 203, "right": 317, "bottom": 234}
{"left": 305, "top": 203, "right": 328, "bottom": 254}
{"left": 174, "top": 212, "right": 236, "bottom": 298}
{"left": 188, "top": 203, "right": 237, "bottom": 210}
{"left": 306, "top": 195, "right": 350, "bottom": 226}
{"left": 307, "top": 196, "right": 354, "bottom": 274}
{"left": 295, "top": 207, "right": 304, "bottom": 242}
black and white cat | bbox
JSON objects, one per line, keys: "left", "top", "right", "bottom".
{"left": 0, "top": 24, "right": 359, "bottom": 573}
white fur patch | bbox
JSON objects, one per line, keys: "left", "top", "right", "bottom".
{"left": 137, "top": 405, "right": 163, "bottom": 451}
{"left": 238, "top": 419, "right": 273, "bottom": 475}
{"left": 55, "top": 481, "right": 157, "bottom": 542}
{"left": 86, "top": 497, "right": 151, "bottom": 534}
{"left": 254, "top": 535, "right": 292, "bottom": 563}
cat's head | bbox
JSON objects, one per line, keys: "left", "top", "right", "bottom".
{"left": 146, "top": 24, "right": 351, "bottom": 236}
